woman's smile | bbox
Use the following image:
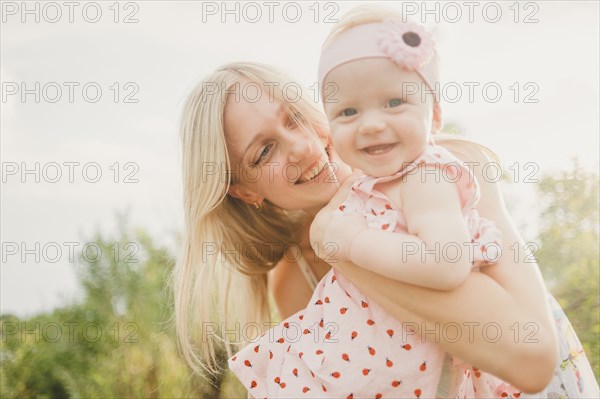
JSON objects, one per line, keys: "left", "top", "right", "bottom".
{"left": 296, "top": 146, "right": 334, "bottom": 184}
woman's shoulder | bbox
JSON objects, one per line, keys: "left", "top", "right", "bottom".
{"left": 434, "top": 136, "right": 506, "bottom": 215}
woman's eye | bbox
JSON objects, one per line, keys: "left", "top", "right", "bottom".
{"left": 341, "top": 108, "right": 357, "bottom": 117}
{"left": 253, "top": 144, "right": 273, "bottom": 166}
{"left": 386, "top": 98, "right": 403, "bottom": 108}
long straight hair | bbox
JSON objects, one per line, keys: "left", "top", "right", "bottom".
{"left": 173, "top": 62, "right": 330, "bottom": 377}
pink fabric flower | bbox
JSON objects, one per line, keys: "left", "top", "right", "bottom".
{"left": 377, "top": 19, "right": 434, "bottom": 70}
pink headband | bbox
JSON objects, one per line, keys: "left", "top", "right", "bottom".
{"left": 318, "top": 19, "right": 439, "bottom": 102}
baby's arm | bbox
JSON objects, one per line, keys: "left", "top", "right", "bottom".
{"left": 349, "top": 167, "right": 472, "bottom": 290}
{"left": 311, "top": 162, "right": 557, "bottom": 392}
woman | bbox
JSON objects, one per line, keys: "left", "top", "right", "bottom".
{"left": 173, "top": 62, "right": 559, "bottom": 394}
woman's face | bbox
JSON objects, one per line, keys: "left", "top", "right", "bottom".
{"left": 224, "top": 84, "right": 351, "bottom": 212}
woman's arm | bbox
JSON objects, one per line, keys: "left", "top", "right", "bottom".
{"left": 311, "top": 164, "right": 558, "bottom": 393}
{"left": 335, "top": 261, "right": 555, "bottom": 393}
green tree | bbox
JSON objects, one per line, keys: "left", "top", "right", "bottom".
{"left": 536, "top": 160, "right": 600, "bottom": 379}
{"left": 0, "top": 224, "right": 229, "bottom": 398}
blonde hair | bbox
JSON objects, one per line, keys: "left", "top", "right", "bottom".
{"left": 173, "top": 62, "right": 329, "bottom": 378}
{"left": 436, "top": 133, "right": 500, "bottom": 165}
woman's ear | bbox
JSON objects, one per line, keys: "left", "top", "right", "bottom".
{"left": 228, "top": 183, "right": 264, "bottom": 206}
{"left": 432, "top": 104, "right": 443, "bottom": 134}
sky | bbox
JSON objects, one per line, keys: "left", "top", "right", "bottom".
{"left": 1, "top": 1, "right": 599, "bottom": 317}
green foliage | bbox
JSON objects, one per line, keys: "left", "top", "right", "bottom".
{"left": 440, "top": 121, "right": 463, "bottom": 135}
{"left": 0, "top": 226, "right": 216, "bottom": 398}
{"left": 536, "top": 160, "right": 600, "bottom": 380}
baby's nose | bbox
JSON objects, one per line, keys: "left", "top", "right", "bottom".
{"left": 359, "top": 118, "right": 386, "bottom": 135}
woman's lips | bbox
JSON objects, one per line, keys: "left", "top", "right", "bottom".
{"left": 296, "top": 147, "right": 333, "bottom": 184}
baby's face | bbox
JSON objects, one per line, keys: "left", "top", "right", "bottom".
{"left": 323, "top": 58, "right": 436, "bottom": 177}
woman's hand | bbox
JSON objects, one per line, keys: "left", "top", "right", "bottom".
{"left": 310, "top": 172, "right": 361, "bottom": 262}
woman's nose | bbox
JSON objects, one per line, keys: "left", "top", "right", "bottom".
{"left": 286, "top": 130, "right": 313, "bottom": 164}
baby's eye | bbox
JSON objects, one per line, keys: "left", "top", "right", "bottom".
{"left": 340, "top": 108, "right": 357, "bottom": 117}
{"left": 385, "top": 98, "right": 403, "bottom": 108}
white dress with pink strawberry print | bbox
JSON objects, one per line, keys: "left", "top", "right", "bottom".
{"left": 228, "top": 142, "right": 517, "bottom": 398}
{"left": 229, "top": 268, "right": 448, "bottom": 398}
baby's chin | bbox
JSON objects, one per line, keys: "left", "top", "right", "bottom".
{"left": 361, "top": 162, "right": 409, "bottom": 178}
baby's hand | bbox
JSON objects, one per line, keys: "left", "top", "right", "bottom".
{"left": 322, "top": 212, "right": 368, "bottom": 262}
{"left": 310, "top": 172, "right": 363, "bottom": 263}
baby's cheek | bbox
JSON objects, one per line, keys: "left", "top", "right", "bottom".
{"left": 402, "top": 126, "right": 429, "bottom": 157}
{"left": 398, "top": 119, "right": 424, "bottom": 140}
